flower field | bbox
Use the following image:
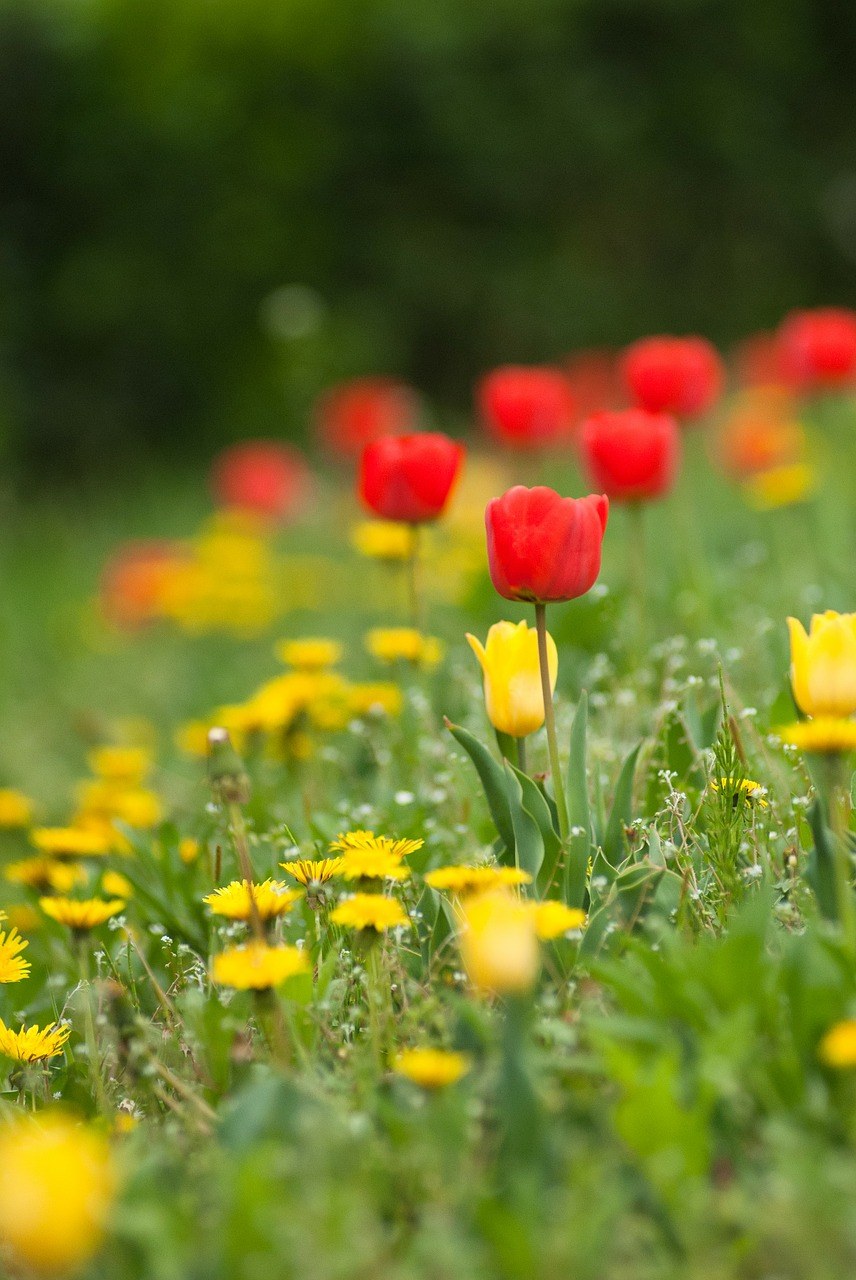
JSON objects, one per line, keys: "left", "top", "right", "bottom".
{"left": 5, "top": 319, "right": 856, "bottom": 1278}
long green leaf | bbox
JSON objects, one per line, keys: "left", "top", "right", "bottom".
{"left": 504, "top": 762, "right": 545, "bottom": 881}
{"left": 446, "top": 719, "right": 515, "bottom": 861}
{"left": 507, "top": 763, "right": 560, "bottom": 893}
{"left": 603, "top": 742, "right": 642, "bottom": 865}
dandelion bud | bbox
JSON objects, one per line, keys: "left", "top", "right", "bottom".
{"left": 206, "top": 728, "right": 251, "bottom": 805}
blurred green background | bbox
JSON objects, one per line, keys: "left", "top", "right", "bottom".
{"left": 3, "top": 0, "right": 856, "bottom": 477}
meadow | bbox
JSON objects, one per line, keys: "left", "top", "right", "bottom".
{"left": 3, "top": 327, "right": 856, "bottom": 1280}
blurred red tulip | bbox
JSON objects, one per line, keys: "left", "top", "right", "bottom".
{"left": 359, "top": 433, "right": 464, "bottom": 523}
{"left": 621, "top": 336, "right": 723, "bottom": 419}
{"left": 564, "top": 348, "right": 623, "bottom": 422}
{"left": 579, "top": 409, "right": 680, "bottom": 502}
{"left": 777, "top": 308, "right": 856, "bottom": 390}
{"left": 732, "top": 331, "right": 793, "bottom": 389}
{"left": 485, "top": 486, "right": 608, "bottom": 603}
{"left": 315, "top": 378, "right": 420, "bottom": 458}
{"left": 477, "top": 366, "right": 576, "bottom": 448}
{"left": 210, "top": 441, "right": 310, "bottom": 521}
{"left": 100, "top": 540, "right": 186, "bottom": 630}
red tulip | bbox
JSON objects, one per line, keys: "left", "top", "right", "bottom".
{"left": 314, "top": 377, "right": 420, "bottom": 458}
{"left": 777, "top": 308, "right": 856, "bottom": 389}
{"left": 621, "top": 336, "right": 723, "bottom": 419}
{"left": 485, "top": 486, "right": 609, "bottom": 603}
{"left": 477, "top": 366, "right": 576, "bottom": 449}
{"left": 100, "top": 540, "right": 187, "bottom": 630}
{"left": 359, "top": 432, "right": 464, "bottom": 523}
{"left": 579, "top": 409, "right": 680, "bottom": 502}
{"left": 211, "top": 441, "right": 310, "bottom": 521}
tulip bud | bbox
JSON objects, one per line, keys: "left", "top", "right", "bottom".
{"left": 466, "top": 621, "right": 557, "bottom": 738}
{"left": 787, "top": 612, "right": 856, "bottom": 719}
{"left": 459, "top": 890, "right": 540, "bottom": 996}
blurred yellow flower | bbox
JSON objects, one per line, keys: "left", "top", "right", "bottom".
{"left": 339, "top": 849, "right": 412, "bottom": 881}
{"left": 276, "top": 637, "right": 343, "bottom": 670}
{"left": 348, "top": 682, "right": 404, "bottom": 718}
{"left": 819, "top": 1019, "right": 856, "bottom": 1067}
{"left": 330, "top": 830, "right": 423, "bottom": 860}
{"left": 365, "top": 628, "right": 444, "bottom": 669}
{"left": 788, "top": 612, "right": 856, "bottom": 719}
{"left": 0, "top": 1019, "right": 70, "bottom": 1063}
{"left": 0, "top": 788, "right": 33, "bottom": 828}
{"left": 101, "top": 871, "right": 134, "bottom": 899}
{"left": 424, "top": 865, "right": 532, "bottom": 894}
{"left": 351, "top": 520, "right": 417, "bottom": 562}
{"left": 31, "top": 827, "right": 112, "bottom": 859}
{"left": 779, "top": 718, "right": 856, "bottom": 754}
{"left": 280, "top": 858, "right": 343, "bottom": 886}
{"left": 459, "top": 890, "right": 539, "bottom": 996}
{"left": 5, "top": 857, "right": 87, "bottom": 893}
{"left": 39, "top": 897, "right": 125, "bottom": 931}
{"left": 203, "top": 879, "right": 302, "bottom": 922}
{"left": 743, "top": 462, "right": 817, "bottom": 510}
{"left": 211, "top": 942, "right": 309, "bottom": 990}
{"left": 87, "top": 745, "right": 152, "bottom": 786}
{"left": 0, "top": 1111, "right": 115, "bottom": 1274}
{"left": 466, "top": 620, "right": 557, "bottom": 738}
{"left": 331, "top": 893, "right": 410, "bottom": 932}
{"left": 529, "top": 901, "right": 586, "bottom": 940}
{"left": 393, "top": 1048, "right": 471, "bottom": 1088}
{"left": 175, "top": 720, "right": 211, "bottom": 758}
{"left": 179, "top": 837, "right": 201, "bottom": 864}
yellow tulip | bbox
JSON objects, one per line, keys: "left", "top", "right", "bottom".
{"left": 466, "top": 620, "right": 558, "bottom": 738}
{"left": 787, "top": 611, "right": 856, "bottom": 718}
{"left": 459, "top": 889, "right": 540, "bottom": 996}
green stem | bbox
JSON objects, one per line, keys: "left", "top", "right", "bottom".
{"left": 228, "top": 801, "right": 264, "bottom": 942}
{"left": 534, "top": 603, "right": 568, "bottom": 842}
{"left": 516, "top": 736, "right": 527, "bottom": 775}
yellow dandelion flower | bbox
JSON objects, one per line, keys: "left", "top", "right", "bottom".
{"left": 87, "top": 745, "right": 151, "bottom": 786}
{"left": 365, "top": 627, "right": 444, "bottom": 669}
{"left": 179, "top": 837, "right": 201, "bottom": 864}
{"left": 348, "top": 682, "right": 404, "bottom": 718}
{"left": 424, "top": 865, "right": 532, "bottom": 894}
{"left": 276, "top": 637, "right": 343, "bottom": 670}
{"left": 5, "top": 857, "right": 87, "bottom": 893}
{"left": 39, "top": 897, "right": 125, "bottom": 930}
{"left": 330, "top": 830, "right": 424, "bottom": 860}
{"left": 0, "top": 1112, "right": 115, "bottom": 1274}
{"left": 331, "top": 893, "right": 410, "bottom": 932}
{"left": 0, "top": 788, "right": 33, "bottom": 828}
{"left": 819, "top": 1019, "right": 856, "bottom": 1068}
{"left": 211, "top": 941, "right": 309, "bottom": 990}
{"left": 101, "top": 870, "right": 134, "bottom": 899}
{"left": 0, "top": 922, "right": 29, "bottom": 983}
{"left": 6, "top": 905, "right": 40, "bottom": 934}
{"left": 203, "top": 879, "right": 302, "bottom": 922}
{"left": 393, "top": 1048, "right": 471, "bottom": 1089}
{"left": 709, "top": 777, "right": 768, "bottom": 807}
{"left": 31, "top": 827, "right": 112, "bottom": 859}
{"left": 339, "top": 849, "right": 411, "bottom": 881}
{"left": 529, "top": 901, "right": 587, "bottom": 941}
{"left": 778, "top": 718, "right": 856, "bottom": 754}
{"left": 351, "top": 520, "right": 417, "bottom": 562}
{"left": 280, "top": 858, "right": 343, "bottom": 886}
{"left": 0, "top": 1019, "right": 70, "bottom": 1062}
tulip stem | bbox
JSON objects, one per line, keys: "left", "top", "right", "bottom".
{"left": 516, "top": 737, "right": 527, "bottom": 775}
{"left": 535, "top": 603, "right": 569, "bottom": 843}
{"left": 826, "top": 753, "right": 856, "bottom": 955}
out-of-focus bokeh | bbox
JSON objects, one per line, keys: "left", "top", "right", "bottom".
{"left": 3, "top": 0, "right": 856, "bottom": 477}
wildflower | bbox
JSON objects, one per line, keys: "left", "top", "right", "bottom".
{"left": 339, "top": 849, "right": 412, "bottom": 882}
{"left": 0, "top": 788, "right": 33, "bottom": 828}
{"left": 331, "top": 894, "right": 410, "bottom": 932}
{"left": 530, "top": 901, "right": 587, "bottom": 940}
{"left": 393, "top": 1048, "right": 471, "bottom": 1088}
{"left": 485, "top": 487, "right": 608, "bottom": 604}
{"left": 0, "top": 914, "right": 29, "bottom": 983}
{"left": 710, "top": 778, "right": 769, "bottom": 807}
{"left": 359, "top": 432, "right": 464, "bottom": 524}
{"left": 315, "top": 377, "right": 419, "bottom": 458}
{"left": 477, "top": 365, "right": 576, "bottom": 449}
{"left": 348, "top": 682, "right": 404, "bottom": 718}
{"left": 281, "top": 858, "right": 342, "bottom": 888}
{"left": 276, "top": 638, "right": 343, "bottom": 670}
{"left": 424, "top": 865, "right": 532, "bottom": 894}
{"left": 819, "top": 1019, "right": 856, "bottom": 1067}
{"left": 330, "top": 830, "right": 424, "bottom": 860}
{"left": 466, "top": 620, "right": 557, "bottom": 737}
{"left": 579, "top": 408, "right": 680, "bottom": 502}
{"left": 203, "top": 879, "right": 302, "bottom": 922}
{"left": 351, "top": 521, "right": 417, "bottom": 563}
{"left": 778, "top": 718, "right": 856, "bottom": 754}
{"left": 0, "top": 1019, "right": 70, "bottom": 1062}
{"left": 0, "top": 1111, "right": 115, "bottom": 1274}
{"left": 365, "top": 628, "right": 444, "bottom": 669}
{"left": 179, "top": 837, "right": 201, "bottom": 864}
{"left": 620, "top": 335, "right": 723, "bottom": 419}
{"left": 743, "top": 462, "right": 817, "bottom": 510}
{"left": 101, "top": 871, "right": 134, "bottom": 899}
{"left": 39, "top": 897, "right": 126, "bottom": 931}
{"left": 31, "top": 827, "right": 112, "bottom": 859}
{"left": 176, "top": 721, "right": 211, "bottom": 757}
{"left": 211, "top": 941, "right": 309, "bottom": 990}
{"left": 87, "top": 746, "right": 151, "bottom": 786}
{"left": 788, "top": 612, "right": 856, "bottom": 718}
{"left": 5, "top": 857, "right": 87, "bottom": 894}
{"left": 210, "top": 440, "right": 310, "bottom": 522}
{"left": 459, "top": 890, "right": 540, "bottom": 996}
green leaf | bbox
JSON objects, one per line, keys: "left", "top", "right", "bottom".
{"left": 446, "top": 719, "right": 515, "bottom": 861}
{"left": 807, "top": 797, "right": 838, "bottom": 921}
{"left": 504, "top": 762, "right": 545, "bottom": 881}
{"left": 506, "top": 763, "right": 561, "bottom": 893}
{"left": 603, "top": 742, "right": 642, "bottom": 865}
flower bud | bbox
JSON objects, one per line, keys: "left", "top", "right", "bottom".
{"left": 466, "top": 621, "right": 557, "bottom": 738}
